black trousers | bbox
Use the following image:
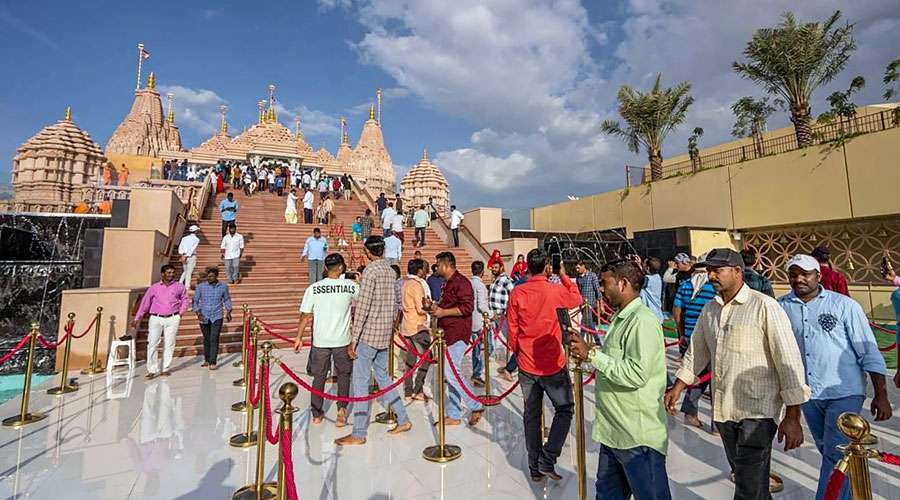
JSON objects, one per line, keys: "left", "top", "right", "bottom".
{"left": 519, "top": 368, "right": 574, "bottom": 474}
{"left": 221, "top": 220, "right": 235, "bottom": 236}
{"left": 308, "top": 345, "right": 353, "bottom": 417}
{"left": 716, "top": 418, "right": 778, "bottom": 500}
{"left": 200, "top": 319, "right": 223, "bottom": 364}
{"left": 415, "top": 227, "right": 426, "bottom": 246}
{"left": 452, "top": 228, "right": 459, "bottom": 247}
{"left": 402, "top": 330, "right": 431, "bottom": 396}
{"left": 303, "top": 208, "right": 313, "bottom": 224}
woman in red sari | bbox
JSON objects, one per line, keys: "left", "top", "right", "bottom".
{"left": 510, "top": 254, "right": 527, "bottom": 280}
{"left": 216, "top": 171, "right": 225, "bottom": 194}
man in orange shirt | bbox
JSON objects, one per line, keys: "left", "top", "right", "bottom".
{"left": 507, "top": 248, "right": 583, "bottom": 482}
{"left": 399, "top": 258, "right": 432, "bottom": 401}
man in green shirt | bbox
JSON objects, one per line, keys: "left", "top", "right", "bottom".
{"left": 569, "top": 259, "right": 671, "bottom": 499}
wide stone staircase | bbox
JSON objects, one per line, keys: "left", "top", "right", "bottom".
{"left": 135, "top": 186, "right": 476, "bottom": 359}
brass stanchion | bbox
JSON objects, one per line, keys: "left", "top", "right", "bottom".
{"left": 571, "top": 350, "right": 587, "bottom": 500}
{"left": 375, "top": 331, "right": 398, "bottom": 425}
{"left": 836, "top": 412, "right": 880, "bottom": 500}
{"left": 233, "top": 323, "right": 260, "bottom": 412}
{"left": 480, "top": 312, "right": 498, "bottom": 405}
{"left": 80, "top": 306, "right": 105, "bottom": 375}
{"left": 234, "top": 314, "right": 254, "bottom": 387}
{"left": 48, "top": 313, "right": 79, "bottom": 395}
{"left": 3, "top": 323, "right": 48, "bottom": 427}
{"left": 423, "top": 328, "right": 461, "bottom": 463}
{"left": 233, "top": 342, "right": 277, "bottom": 499}
{"left": 230, "top": 327, "right": 261, "bottom": 447}
{"left": 276, "top": 383, "right": 298, "bottom": 500}
{"left": 234, "top": 304, "right": 249, "bottom": 368}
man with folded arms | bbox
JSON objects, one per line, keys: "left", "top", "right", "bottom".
{"left": 665, "top": 248, "right": 810, "bottom": 500}
{"left": 778, "top": 254, "right": 891, "bottom": 500}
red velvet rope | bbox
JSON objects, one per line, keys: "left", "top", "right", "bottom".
{"left": 36, "top": 321, "right": 74, "bottom": 350}
{"left": 262, "top": 365, "right": 279, "bottom": 445}
{"left": 571, "top": 320, "right": 604, "bottom": 336}
{"left": 868, "top": 322, "right": 898, "bottom": 351}
{"left": 248, "top": 349, "right": 261, "bottom": 406}
{"left": 823, "top": 468, "right": 846, "bottom": 500}
{"left": 444, "top": 348, "right": 520, "bottom": 405}
{"left": 260, "top": 324, "right": 296, "bottom": 344}
{"left": 0, "top": 333, "right": 31, "bottom": 365}
{"left": 71, "top": 315, "right": 97, "bottom": 339}
{"left": 882, "top": 452, "right": 900, "bottom": 466}
{"left": 687, "top": 372, "right": 712, "bottom": 388}
{"left": 278, "top": 344, "right": 432, "bottom": 403}
{"left": 464, "top": 325, "right": 488, "bottom": 355}
{"left": 281, "top": 427, "right": 299, "bottom": 500}
{"left": 582, "top": 370, "right": 596, "bottom": 385}
{"left": 256, "top": 318, "right": 295, "bottom": 332}
{"left": 395, "top": 335, "right": 436, "bottom": 364}
{"left": 879, "top": 343, "right": 897, "bottom": 352}
{"left": 665, "top": 340, "right": 680, "bottom": 348}
{"left": 493, "top": 328, "right": 510, "bottom": 350}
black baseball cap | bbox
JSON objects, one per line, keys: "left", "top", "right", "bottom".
{"left": 700, "top": 248, "right": 743, "bottom": 268}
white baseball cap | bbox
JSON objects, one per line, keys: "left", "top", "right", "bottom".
{"left": 785, "top": 254, "right": 820, "bottom": 273}
{"left": 189, "top": 225, "right": 200, "bottom": 232}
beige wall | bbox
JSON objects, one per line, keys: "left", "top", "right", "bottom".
{"left": 773, "top": 283, "right": 897, "bottom": 323}
{"left": 689, "top": 229, "right": 737, "bottom": 256}
{"left": 100, "top": 229, "right": 169, "bottom": 288}
{"left": 482, "top": 237, "right": 539, "bottom": 271}
{"left": 532, "top": 127, "right": 900, "bottom": 234}
{"left": 57, "top": 287, "right": 146, "bottom": 370}
{"left": 463, "top": 208, "right": 504, "bottom": 244}
{"left": 128, "top": 187, "right": 184, "bottom": 238}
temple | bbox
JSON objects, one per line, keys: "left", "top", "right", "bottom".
{"left": 105, "top": 72, "right": 183, "bottom": 157}
{"left": 400, "top": 148, "right": 449, "bottom": 214}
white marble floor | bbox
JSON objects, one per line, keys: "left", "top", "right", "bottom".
{"left": 0, "top": 348, "right": 898, "bottom": 499}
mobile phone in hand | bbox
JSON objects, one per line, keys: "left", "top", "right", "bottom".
{"left": 556, "top": 308, "right": 572, "bottom": 344}
{"left": 882, "top": 256, "right": 893, "bottom": 277}
{"left": 552, "top": 254, "right": 562, "bottom": 274}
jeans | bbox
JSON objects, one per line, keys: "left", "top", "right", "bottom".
{"left": 308, "top": 259, "right": 324, "bottom": 284}
{"left": 147, "top": 315, "right": 180, "bottom": 374}
{"left": 452, "top": 227, "right": 459, "bottom": 247}
{"left": 519, "top": 368, "right": 574, "bottom": 474}
{"left": 415, "top": 227, "right": 426, "bottom": 246}
{"left": 221, "top": 220, "right": 234, "bottom": 236}
{"left": 309, "top": 345, "right": 353, "bottom": 417}
{"left": 680, "top": 365, "right": 710, "bottom": 417}
{"left": 402, "top": 331, "right": 431, "bottom": 396}
{"left": 505, "top": 353, "right": 518, "bottom": 373}
{"left": 351, "top": 341, "right": 410, "bottom": 438}
{"left": 199, "top": 319, "right": 222, "bottom": 364}
{"left": 595, "top": 445, "right": 671, "bottom": 500}
{"left": 471, "top": 329, "right": 494, "bottom": 379}
{"left": 716, "top": 418, "right": 778, "bottom": 500}
{"left": 803, "top": 396, "right": 865, "bottom": 500}
{"left": 179, "top": 255, "right": 196, "bottom": 288}
{"left": 383, "top": 228, "right": 392, "bottom": 237}
{"left": 303, "top": 208, "right": 313, "bottom": 223}
{"left": 224, "top": 257, "right": 240, "bottom": 283}
{"left": 444, "top": 340, "right": 484, "bottom": 420}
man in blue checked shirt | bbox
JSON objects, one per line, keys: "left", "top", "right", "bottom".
{"left": 193, "top": 267, "right": 233, "bottom": 370}
{"left": 779, "top": 254, "right": 891, "bottom": 500}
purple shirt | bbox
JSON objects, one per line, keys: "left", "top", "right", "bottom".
{"left": 134, "top": 281, "right": 190, "bottom": 321}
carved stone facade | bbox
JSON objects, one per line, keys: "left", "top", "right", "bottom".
{"left": 349, "top": 105, "right": 395, "bottom": 195}
{"left": 10, "top": 107, "right": 105, "bottom": 212}
{"left": 106, "top": 73, "right": 183, "bottom": 157}
{"left": 743, "top": 217, "right": 900, "bottom": 284}
{"left": 400, "top": 149, "right": 449, "bottom": 214}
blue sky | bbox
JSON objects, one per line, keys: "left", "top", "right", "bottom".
{"left": 2, "top": 1, "right": 898, "bottom": 228}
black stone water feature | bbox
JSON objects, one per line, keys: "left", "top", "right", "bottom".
{"left": 0, "top": 213, "right": 109, "bottom": 375}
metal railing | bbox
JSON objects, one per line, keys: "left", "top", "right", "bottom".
{"left": 661, "top": 109, "right": 899, "bottom": 178}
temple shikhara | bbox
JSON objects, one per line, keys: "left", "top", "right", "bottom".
{"left": 400, "top": 148, "right": 449, "bottom": 212}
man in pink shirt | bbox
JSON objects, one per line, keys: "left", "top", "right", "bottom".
{"left": 132, "top": 264, "right": 191, "bottom": 379}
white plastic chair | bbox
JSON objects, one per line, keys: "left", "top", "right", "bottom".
{"left": 108, "top": 337, "right": 136, "bottom": 371}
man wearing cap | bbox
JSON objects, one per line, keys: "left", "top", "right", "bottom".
{"left": 778, "top": 254, "right": 891, "bottom": 500}
{"left": 664, "top": 253, "right": 693, "bottom": 311}
{"left": 811, "top": 246, "right": 849, "bottom": 296}
{"left": 665, "top": 248, "right": 810, "bottom": 500}
{"left": 178, "top": 225, "right": 200, "bottom": 288}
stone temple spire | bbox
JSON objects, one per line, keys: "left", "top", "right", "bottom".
{"left": 400, "top": 146, "right": 449, "bottom": 216}
{"left": 350, "top": 104, "right": 395, "bottom": 194}
{"left": 106, "top": 72, "right": 182, "bottom": 156}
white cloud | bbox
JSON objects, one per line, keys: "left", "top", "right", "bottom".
{"left": 318, "top": 0, "right": 352, "bottom": 11}
{"left": 159, "top": 85, "right": 228, "bottom": 136}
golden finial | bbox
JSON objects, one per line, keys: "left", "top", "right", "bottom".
{"left": 219, "top": 105, "right": 228, "bottom": 134}
{"left": 342, "top": 131, "right": 349, "bottom": 145}
{"left": 422, "top": 147, "right": 428, "bottom": 161}
{"left": 166, "top": 93, "right": 175, "bottom": 124}
{"left": 147, "top": 72, "right": 156, "bottom": 90}
{"left": 369, "top": 104, "right": 375, "bottom": 120}
{"left": 257, "top": 100, "right": 266, "bottom": 124}
{"left": 64, "top": 106, "right": 72, "bottom": 122}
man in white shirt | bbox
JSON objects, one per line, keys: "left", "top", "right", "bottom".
{"left": 302, "top": 188, "right": 315, "bottom": 224}
{"left": 178, "top": 225, "right": 200, "bottom": 287}
{"left": 302, "top": 228, "right": 329, "bottom": 284}
{"left": 294, "top": 253, "right": 360, "bottom": 426}
{"left": 413, "top": 205, "right": 429, "bottom": 247}
{"left": 220, "top": 223, "right": 245, "bottom": 284}
{"left": 301, "top": 171, "right": 311, "bottom": 190}
{"left": 384, "top": 233, "right": 402, "bottom": 267}
{"left": 317, "top": 178, "right": 328, "bottom": 198}
{"left": 381, "top": 202, "right": 396, "bottom": 237}
{"left": 391, "top": 210, "right": 405, "bottom": 246}
{"left": 449, "top": 205, "right": 464, "bottom": 247}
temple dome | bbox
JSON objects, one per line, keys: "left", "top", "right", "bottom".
{"left": 400, "top": 148, "right": 449, "bottom": 215}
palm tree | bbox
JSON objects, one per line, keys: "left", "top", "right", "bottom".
{"left": 733, "top": 11, "right": 855, "bottom": 147}
{"left": 602, "top": 74, "right": 694, "bottom": 181}
{"left": 731, "top": 96, "right": 779, "bottom": 157}
{"left": 687, "top": 127, "right": 704, "bottom": 172}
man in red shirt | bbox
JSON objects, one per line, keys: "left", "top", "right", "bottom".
{"left": 811, "top": 246, "right": 849, "bottom": 295}
{"left": 507, "top": 248, "right": 583, "bottom": 482}
{"left": 426, "top": 251, "right": 484, "bottom": 426}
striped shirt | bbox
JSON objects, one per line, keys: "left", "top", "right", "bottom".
{"left": 673, "top": 280, "right": 717, "bottom": 337}
{"left": 352, "top": 259, "right": 396, "bottom": 349}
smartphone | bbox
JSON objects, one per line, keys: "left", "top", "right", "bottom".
{"left": 551, "top": 254, "right": 562, "bottom": 274}
{"left": 882, "top": 256, "right": 893, "bottom": 276}
{"left": 556, "top": 307, "right": 573, "bottom": 344}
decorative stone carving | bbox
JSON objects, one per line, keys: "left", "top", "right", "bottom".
{"left": 105, "top": 72, "right": 183, "bottom": 157}
{"left": 350, "top": 104, "right": 395, "bottom": 195}
{"left": 400, "top": 148, "right": 449, "bottom": 214}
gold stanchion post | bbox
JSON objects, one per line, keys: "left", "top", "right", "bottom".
{"left": 276, "top": 382, "right": 297, "bottom": 500}
{"left": 234, "top": 304, "right": 249, "bottom": 368}
{"left": 80, "top": 306, "right": 104, "bottom": 375}
{"left": 480, "top": 312, "right": 498, "bottom": 405}
{"left": 233, "top": 342, "right": 277, "bottom": 499}
{"left": 48, "top": 313, "right": 79, "bottom": 395}
{"left": 836, "top": 412, "right": 879, "bottom": 500}
{"left": 234, "top": 314, "right": 254, "bottom": 387}
{"left": 375, "top": 331, "right": 398, "bottom": 425}
{"left": 230, "top": 327, "right": 261, "bottom": 447}
{"left": 3, "top": 323, "right": 48, "bottom": 427}
{"left": 423, "top": 328, "right": 462, "bottom": 463}
{"left": 571, "top": 350, "right": 587, "bottom": 500}
{"left": 233, "top": 323, "right": 260, "bottom": 412}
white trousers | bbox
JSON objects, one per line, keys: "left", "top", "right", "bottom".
{"left": 147, "top": 315, "right": 180, "bottom": 374}
{"left": 179, "top": 255, "right": 197, "bottom": 287}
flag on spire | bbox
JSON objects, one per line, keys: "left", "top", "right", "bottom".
{"left": 140, "top": 46, "right": 151, "bottom": 60}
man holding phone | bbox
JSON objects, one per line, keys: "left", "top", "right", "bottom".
{"left": 507, "top": 248, "right": 583, "bottom": 482}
